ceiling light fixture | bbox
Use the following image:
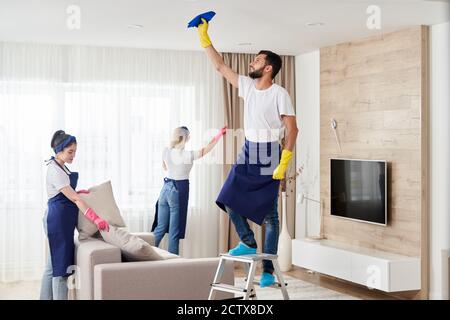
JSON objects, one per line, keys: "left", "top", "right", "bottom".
{"left": 306, "top": 22, "right": 325, "bottom": 27}
{"left": 238, "top": 42, "right": 252, "bottom": 46}
{"left": 127, "top": 24, "right": 144, "bottom": 29}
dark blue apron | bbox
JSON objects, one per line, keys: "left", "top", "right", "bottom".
{"left": 151, "top": 178, "right": 190, "bottom": 239}
{"left": 216, "top": 139, "right": 281, "bottom": 225}
{"left": 46, "top": 160, "right": 78, "bottom": 277}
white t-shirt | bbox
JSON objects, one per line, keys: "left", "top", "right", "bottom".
{"left": 46, "top": 160, "right": 71, "bottom": 199}
{"left": 239, "top": 75, "right": 296, "bottom": 143}
{"left": 163, "top": 148, "right": 201, "bottom": 180}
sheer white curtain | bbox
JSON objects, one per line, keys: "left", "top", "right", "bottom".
{"left": 0, "top": 42, "right": 224, "bottom": 282}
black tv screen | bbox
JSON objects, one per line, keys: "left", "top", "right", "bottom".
{"left": 331, "top": 159, "right": 387, "bottom": 226}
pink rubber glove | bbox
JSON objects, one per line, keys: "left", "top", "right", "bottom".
{"left": 84, "top": 208, "right": 110, "bottom": 231}
{"left": 213, "top": 126, "right": 227, "bottom": 142}
{"left": 77, "top": 190, "right": 90, "bottom": 194}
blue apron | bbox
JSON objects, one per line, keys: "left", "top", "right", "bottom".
{"left": 151, "top": 178, "right": 190, "bottom": 239}
{"left": 216, "top": 140, "right": 281, "bottom": 225}
{"left": 46, "top": 160, "right": 78, "bottom": 277}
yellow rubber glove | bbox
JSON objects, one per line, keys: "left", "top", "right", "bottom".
{"left": 273, "top": 149, "right": 293, "bottom": 180}
{"left": 197, "top": 18, "right": 212, "bottom": 48}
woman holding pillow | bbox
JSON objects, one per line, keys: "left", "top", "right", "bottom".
{"left": 40, "top": 130, "right": 109, "bottom": 300}
{"left": 152, "top": 126, "right": 227, "bottom": 255}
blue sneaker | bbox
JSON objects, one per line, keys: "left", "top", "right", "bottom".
{"left": 260, "top": 272, "right": 275, "bottom": 288}
{"left": 228, "top": 242, "right": 257, "bottom": 256}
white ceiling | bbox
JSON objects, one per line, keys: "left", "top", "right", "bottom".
{"left": 0, "top": 0, "right": 448, "bottom": 55}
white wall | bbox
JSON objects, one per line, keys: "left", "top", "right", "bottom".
{"left": 429, "top": 21, "right": 450, "bottom": 300}
{"left": 295, "top": 50, "right": 321, "bottom": 239}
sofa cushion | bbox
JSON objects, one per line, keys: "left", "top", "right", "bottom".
{"left": 77, "top": 181, "right": 126, "bottom": 240}
{"left": 100, "top": 226, "right": 164, "bottom": 261}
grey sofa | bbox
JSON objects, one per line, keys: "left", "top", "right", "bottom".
{"left": 73, "top": 233, "right": 234, "bottom": 300}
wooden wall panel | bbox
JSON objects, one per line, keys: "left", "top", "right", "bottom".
{"left": 320, "top": 26, "right": 429, "bottom": 298}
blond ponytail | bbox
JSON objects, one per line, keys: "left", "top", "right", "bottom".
{"left": 170, "top": 127, "right": 189, "bottom": 149}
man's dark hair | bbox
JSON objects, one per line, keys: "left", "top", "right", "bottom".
{"left": 258, "top": 50, "right": 282, "bottom": 79}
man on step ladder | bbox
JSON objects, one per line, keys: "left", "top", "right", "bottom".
{"left": 192, "top": 16, "right": 298, "bottom": 290}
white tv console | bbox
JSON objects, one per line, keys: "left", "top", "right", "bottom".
{"left": 292, "top": 238, "right": 421, "bottom": 292}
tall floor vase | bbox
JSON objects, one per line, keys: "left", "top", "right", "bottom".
{"left": 277, "top": 191, "right": 292, "bottom": 272}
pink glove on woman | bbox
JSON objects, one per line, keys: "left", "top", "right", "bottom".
{"left": 213, "top": 126, "right": 227, "bottom": 142}
{"left": 77, "top": 190, "right": 90, "bottom": 194}
{"left": 84, "top": 208, "right": 110, "bottom": 231}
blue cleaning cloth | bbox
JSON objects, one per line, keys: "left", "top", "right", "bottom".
{"left": 187, "top": 11, "right": 216, "bottom": 28}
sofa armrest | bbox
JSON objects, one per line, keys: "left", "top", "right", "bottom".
{"left": 74, "top": 237, "right": 122, "bottom": 300}
{"left": 94, "top": 258, "right": 234, "bottom": 300}
{"left": 131, "top": 232, "right": 155, "bottom": 246}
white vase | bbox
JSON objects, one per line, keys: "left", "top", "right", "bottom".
{"left": 277, "top": 191, "right": 292, "bottom": 272}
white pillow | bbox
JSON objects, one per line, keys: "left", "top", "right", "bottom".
{"left": 100, "top": 226, "right": 164, "bottom": 261}
{"left": 152, "top": 246, "right": 180, "bottom": 260}
{"left": 77, "top": 181, "right": 126, "bottom": 240}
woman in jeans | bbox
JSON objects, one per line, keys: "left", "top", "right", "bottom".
{"left": 40, "top": 130, "right": 109, "bottom": 300}
{"left": 151, "top": 125, "right": 226, "bottom": 254}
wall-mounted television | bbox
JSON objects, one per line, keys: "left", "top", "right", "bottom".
{"left": 330, "top": 159, "right": 387, "bottom": 226}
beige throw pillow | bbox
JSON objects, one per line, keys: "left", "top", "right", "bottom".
{"left": 100, "top": 226, "right": 164, "bottom": 261}
{"left": 77, "top": 181, "right": 126, "bottom": 240}
{"left": 152, "top": 246, "right": 180, "bottom": 260}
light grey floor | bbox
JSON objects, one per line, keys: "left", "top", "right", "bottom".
{"left": 235, "top": 275, "right": 359, "bottom": 300}
{"left": 1, "top": 276, "right": 359, "bottom": 300}
{"left": 0, "top": 281, "right": 41, "bottom": 300}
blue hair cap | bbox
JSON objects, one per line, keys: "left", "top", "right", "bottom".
{"left": 54, "top": 135, "right": 76, "bottom": 153}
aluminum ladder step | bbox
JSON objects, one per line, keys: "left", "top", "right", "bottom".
{"left": 208, "top": 253, "right": 290, "bottom": 300}
{"left": 211, "top": 283, "right": 248, "bottom": 294}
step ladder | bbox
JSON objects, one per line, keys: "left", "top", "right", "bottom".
{"left": 208, "top": 253, "right": 290, "bottom": 300}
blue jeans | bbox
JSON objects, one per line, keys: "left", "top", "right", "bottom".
{"left": 226, "top": 199, "right": 279, "bottom": 274}
{"left": 39, "top": 210, "right": 68, "bottom": 300}
{"left": 153, "top": 181, "right": 181, "bottom": 255}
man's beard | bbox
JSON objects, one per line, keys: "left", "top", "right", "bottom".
{"left": 249, "top": 66, "right": 264, "bottom": 79}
